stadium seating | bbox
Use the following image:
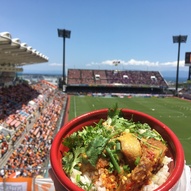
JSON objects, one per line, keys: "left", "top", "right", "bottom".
{"left": 67, "top": 69, "right": 168, "bottom": 87}
{"left": 0, "top": 81, "right": 66, "bottom": 178}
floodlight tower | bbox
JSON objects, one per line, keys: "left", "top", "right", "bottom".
{"left": 173, "top": 35, "right": 187, "bottom": 95}
{"left": 57, "top": 29, "right": 71, "bottom": 85}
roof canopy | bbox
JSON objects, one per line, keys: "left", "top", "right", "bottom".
{"left": 0, "top": 32, "right": 48, "bottom": 72}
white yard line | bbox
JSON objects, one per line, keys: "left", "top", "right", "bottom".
{"left": 73, "top": 96, "right": 77, "bottom": 118}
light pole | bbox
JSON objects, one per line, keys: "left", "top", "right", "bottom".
{"left": 57, "top": 29, "right": 71, "bottom": 85}
{"left": 173, "top": 35, "right": 187, "bottom": 95}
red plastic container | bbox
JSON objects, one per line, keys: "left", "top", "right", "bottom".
{"left": 50, "top": 109, "right": 184, "bottom": 191}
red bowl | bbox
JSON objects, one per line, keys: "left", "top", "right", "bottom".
{"left": 50, "top": 109, "right": 184, "bottom": 191}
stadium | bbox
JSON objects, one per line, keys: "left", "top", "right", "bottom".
{"left": 0, "top": 31, "right": 191, "bottom": 190}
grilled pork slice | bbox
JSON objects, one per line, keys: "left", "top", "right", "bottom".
{"left": 131, "top": 138, "right": 168, "bottom": 185}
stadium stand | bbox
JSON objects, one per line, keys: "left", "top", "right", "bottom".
{"left": 66, "top": 69, "right": 168, "bottom": 94}
{"left": 0, "top": 80, "right": 67, "bottom": 178}
{"left": 0, "top": 31, "right": 61, "bottom": 189}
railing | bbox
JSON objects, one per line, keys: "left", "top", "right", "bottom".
{"left": 0, "top": 166, "right": 55, "bottom": 191}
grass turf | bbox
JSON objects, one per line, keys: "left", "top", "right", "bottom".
{"left": 68, "top": 95, "right": 191, "bottom": 165}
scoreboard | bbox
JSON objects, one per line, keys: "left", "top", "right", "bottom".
{"left": 185, "top": 52, "right": 191, "bottom": 66}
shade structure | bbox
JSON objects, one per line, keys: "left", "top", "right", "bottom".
{"left": 0, "top": 32, "right": 48, "bottom": 72}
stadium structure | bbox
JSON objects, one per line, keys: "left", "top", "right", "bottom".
{"left": 0, "top": 31, "right": 190, "bottom": 190}
{"left": 0, "top": 32, "right": 48, "bottom": 85}
{"left": 65, "top": 68, "right": 168, "bottom": 95}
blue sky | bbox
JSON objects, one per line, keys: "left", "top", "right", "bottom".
{"left": 1, "top": 0, "right": 191, "bottom": 78}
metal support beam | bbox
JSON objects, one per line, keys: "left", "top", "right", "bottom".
{"left": 173, "top": 35, "right": 187, "bottom": 95}
{"left": 57, "top": 29, "right": 71, "bottom": 85}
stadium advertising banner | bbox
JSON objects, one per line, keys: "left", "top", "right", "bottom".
{"left": 0, "top": 177, "right": 32, "bottom": 191}
{"left": 185, "top": 52, "right": 191, "bottom": 66}
{"left": 34, "top": 178, "right": 55, "bottom": 191}
{"left": 0, "top": 177, "right": 56, "bottom": 191}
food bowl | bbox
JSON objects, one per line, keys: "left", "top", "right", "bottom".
{"left": 50, "top": 108, "right": 184, "bottom": 191}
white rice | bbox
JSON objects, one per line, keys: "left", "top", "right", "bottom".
{"left": 70, "top": 156, "right": 173, "bottom": 191}
{"left": 143, "top": 156, "right": 173, "bottom": 191}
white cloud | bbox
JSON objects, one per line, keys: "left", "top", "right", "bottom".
{"left": 161, "top": 60, "right": 185, "bottom": 67}
{"left": 86, "top": 62, "right": 101, "bottom": 66}
{"left": 49, "top": 63, "right": 62, "bottom": 67}
{"left": 86, "top": 59, "right": 187, "bottom": 70}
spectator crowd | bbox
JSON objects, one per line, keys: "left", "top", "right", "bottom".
{"left": 0, "top": 80, "right": 66, "bottom": 178}
{"left": 67, "top": 69, "right": 168, "bottom": 87}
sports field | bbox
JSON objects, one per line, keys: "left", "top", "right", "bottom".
{"left": 68, "top": 95, "right": 191, "bottom": 165}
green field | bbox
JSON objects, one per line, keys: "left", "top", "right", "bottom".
{"left": 68, "top": 96, "right": 191, "bottom": 165}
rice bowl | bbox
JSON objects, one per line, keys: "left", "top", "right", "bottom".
{"left": 50, "top": 108, "right": 184, "bottom": 191}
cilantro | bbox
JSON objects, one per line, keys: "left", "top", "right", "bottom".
{"left": 62, "top": 121, "right": 112, "bottom": 174}
{"left": 86, "top": 135, "right": 108, "bottom": 166}
{"left": 123, "top": 165, "right": 130, "bottom": 172}
{"left": 135, "top": 156, "right": 141, "bottom": 166}
{"left": 63, "top": 132, "right": 83, "bottom": 149}
{"left": 108, "top": 103, "right": 122, "bottom": 119}
{"left": 62, "top": 146, "right": 85, "bottom": 175}
{"left": 111, "top": 116, "right": 132, "bottom": 132}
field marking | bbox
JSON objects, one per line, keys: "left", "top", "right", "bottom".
{"left": 150, "top": 108, "right": 186, "bottom": 118}
{"left": 179, "top": 137, "right": 191, "bottom": 141}
{"left": 73, "top": 96, "right": 77, "bottom": 118}
{"left": 177, "top": 105, "right": 191, "bottom": 111}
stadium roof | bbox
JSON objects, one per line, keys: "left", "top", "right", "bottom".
{"left": 0, "top": 32, "right": 48, "bottom": 72}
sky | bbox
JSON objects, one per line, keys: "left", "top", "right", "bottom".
{"left": 1, "top": 0, "right": 191, "bottom": 78}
